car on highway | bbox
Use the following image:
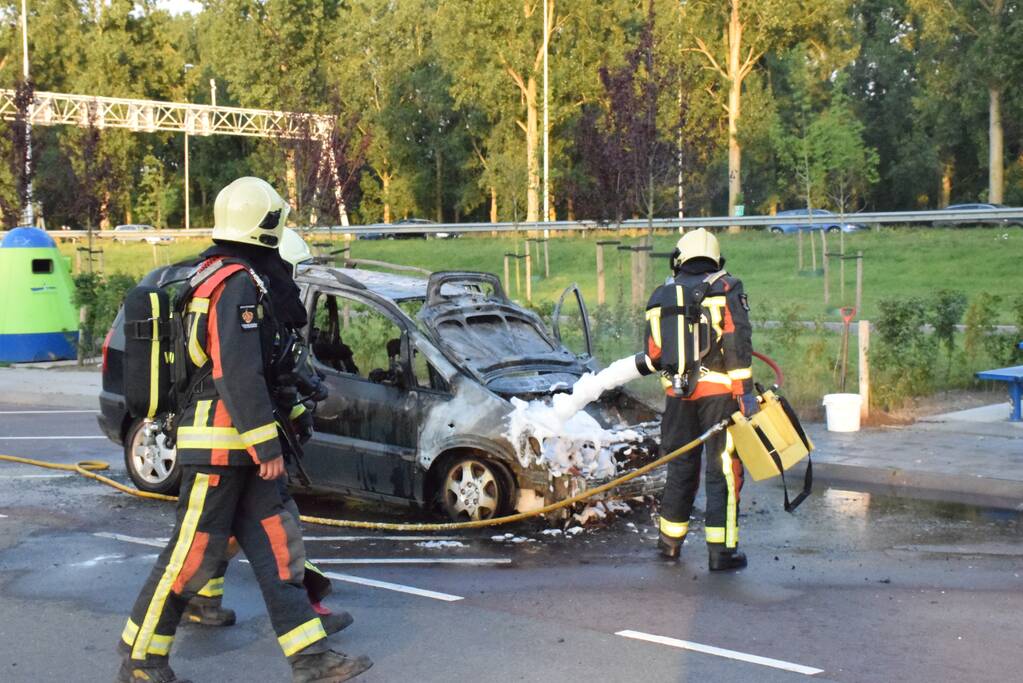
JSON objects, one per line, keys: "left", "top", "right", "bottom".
{"left": 767, "top": 209, "right": 864, "bottom": 234}
{"left": 931, "top": 203, "right": 1023, "bottom": 228}
{"left": 98, "top": 263, "right": 661, "bottom": 521}
{"left": 112, "top": 224, "right": 168, "bottom": 244}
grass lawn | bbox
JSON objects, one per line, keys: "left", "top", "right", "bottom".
{"left": 57, "top": 227, "right": 1021, "bottom": 416}
{"left": 60, "top": 226, "right": 1022, "bottom": 323}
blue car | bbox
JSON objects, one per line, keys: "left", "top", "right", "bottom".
{"left": 767, "top": 209, "right": 864, "bottom": 234}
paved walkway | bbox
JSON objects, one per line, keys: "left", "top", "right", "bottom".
{"left": 802, "top": 403, "right": 1023, "bottom": 510}
{"left": 2, "top": 366, "right": 1021, "bottom": 510}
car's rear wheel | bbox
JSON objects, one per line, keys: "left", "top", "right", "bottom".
{"left": 826, "top": 226, "right": 840, "bottom": 233}
{"left": 440, "top": 457, "right": 509, "bottom": 522}
{"left": 124, "top": 418, "right": 181, "bottom": 495}
{"left": 770, "top": 227, "right": 784, "bottom": 234}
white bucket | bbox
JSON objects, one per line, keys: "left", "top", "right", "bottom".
{"left": 822, "top": 393, "right": 863, "bottom": 432}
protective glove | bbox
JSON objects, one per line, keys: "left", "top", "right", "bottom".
{"left": 293, "top": 406, "right": 315, "bottom": 444}
{"left": 738, "top": 393, "right": 760, "bottom": 417}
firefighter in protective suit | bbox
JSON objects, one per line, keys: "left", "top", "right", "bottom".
{"left": 117, "top": 178, "right": 372, "bottom": 683}
{"left": 634, "top": 228, "right": 758, "bottom": 572}
{"left": 180, "top": 228, "right": 343, "bottom": 630}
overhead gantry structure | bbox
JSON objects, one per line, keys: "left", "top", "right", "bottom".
{"left": 0, "top": 88, "right": 349, "bottom": 225}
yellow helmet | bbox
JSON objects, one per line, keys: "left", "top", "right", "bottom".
{"left": 279, "top": 227, "right": 313, "bottom": 276}
{"left": 212, "top": 177, "right": 289, "bottom": 248}
{"left": 672, "top": 228, "right": 721, "bottom": 271}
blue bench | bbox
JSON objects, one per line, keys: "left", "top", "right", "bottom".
{"left": 976, "top": 365, "right": 1023, "bottom": 422}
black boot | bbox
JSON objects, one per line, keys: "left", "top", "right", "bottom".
{"left": 181, "top": 596, "right": 236, "bottom": 627}
{"left": 708, "top": 548, "right": 747, "bottom": 572}
{"left": 321, "top": 611, "right": 354, "bottom": 636}
{"left": 658, "top": 533, "right": 683, "bottom": 560}
{"left": 116, "top": 659, "right": 191, "bottom": 683}
{"left": 291, "top": 650, "right": 373, "bottom": 683}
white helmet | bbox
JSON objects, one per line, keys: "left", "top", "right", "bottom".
{"left": 279, "top": 227, "right": 313, "bottom": 276}
{"left": 671, "top": 228, "right": 721, "bottom": 272}
{"left": 212, "top": 177, "right": 289, "bottom": 248}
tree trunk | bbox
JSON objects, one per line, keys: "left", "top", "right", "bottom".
{"left": 435, "top": 149, "right": 443, "bottom": 223}
{"left": 988, "top": 87, "right": 1003, "bottom": 204}
{"left": 941, "top": 159, "right": 953, "bottom": 207}
{"left": 490, "top": 186, "right": 498, "bottom": 223}
{"left": 284, "top": 148, "right": 299, "bottom": 212}
{"left": 726, "top": 0, "right": 743, "bottom": 226}
{"left": 526, "top": 77, "right": 540, "bottom": 222}
{"left": 382, "top": 172, "right": 392, "bottom": 223}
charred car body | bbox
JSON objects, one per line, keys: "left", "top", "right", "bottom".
{"left": 99, "top": 263, "right": 662, "bottom": 521}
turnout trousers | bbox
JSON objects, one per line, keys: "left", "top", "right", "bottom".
{"left": 194, "top": 483, "right": 332, "bottom": 608}
{"left": 120, "top": 465, "right": 327, "bottom": 663}
{"left": 659, "top": 394, "right": 744, "bottom": 550}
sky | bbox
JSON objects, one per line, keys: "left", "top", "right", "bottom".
{"left": 156, "top": 0, "right": 202, "bottom": 15}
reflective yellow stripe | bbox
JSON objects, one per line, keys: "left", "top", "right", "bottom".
{"left": 147, "top": 293, "right": 160, "bottom": 418}
{"left": 121, "top": 618, "right": 140, "bottom": 646}
{"left": 194, "top": 400, "right": 212, "bottom": 428}
{"left": 646, "top": 306, "right": 662, "bottom": 347}
{"left": 705, "top": 526, "right": 726, "bottom": 544}
{"left": 675, "top": 286, "right": 686, "bottom": 371}
{"left": 176, "top": 427, "right": 247, "bottom": 450}
{"left": 148, "top": 633, "right": 174, "bottom": 656}
{"left": 289, "top": 403, "right": 307, "bottom": 420}
{"left": 238, "top": 422, "right": 277, "bottom": 448}
{"left": 132, "top": 473, "right": 210, "bottom": 660}
{"left": 187, "top": 312, "right": 208, "bottom": 367}
{"left": 304, "top": 560, "right": 325, "bottom": 577}
{"left": 643, "top": 356, "right": 657, "bottom": 373}
{"left": 188, "top": 298, "right": 210, "bottom": 314}
{"left": 197, "top": 576, "right": 224, "bottom": 598}
{"left": 721, "top": 431, "right": 738, "bottom": 548}
{"left": 659, "top": 518, "right": 690, "bottom": 539}
{"left": 728, "top": 367, "right": 752, "bottom": 380}
{"left": 706, "top": 297, "right": 724, "bottom": 338}
{"left": 698, "top": 371, "right": 733, "bottom": 386}
{"left": 278, "top": 617, "right": 327, "bottom": 657}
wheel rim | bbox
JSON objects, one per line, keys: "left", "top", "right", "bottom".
{"left": 444, "top": 460, "right": 500, "bottom": 521}
{"left": 131, "top": 425, "right": 177, "bottom": 485}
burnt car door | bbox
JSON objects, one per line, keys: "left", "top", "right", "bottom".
{"left": 303, "top": 288, "right": 419, "bottom": 500}
{"left": 552, "top": 284, "right": 593, "bottom": 360}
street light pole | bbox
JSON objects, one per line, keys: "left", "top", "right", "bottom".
{"left": 542, "top": 0, "right": 550, "bottom": 225}
{"left": 183, "top": 64, "right": 194, "bottom": 230}
{"left": 20, "top": 0, "right": 34, "bottom": 227}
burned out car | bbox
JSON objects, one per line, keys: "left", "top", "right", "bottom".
{"left": 98, "top": 264, "right": 662, "bottom": 521}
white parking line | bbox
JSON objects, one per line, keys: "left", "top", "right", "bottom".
{"left": 0, "top": 410, "right": 100, "bottom": 414}
{"left": 308, "top": 558, "right": 511, "bottom": 566}
{"left": 303, "top": 536, "right": 461, "bottom": 542}
{"left": 94, "top": 532, "right": 166, "bottom": 548}
{"left": 322, "top": 571, "right": 463, "bottom": 602}
{"left": 0, "top": 435, "right": 107, "bottom": 440}
{"left": 0, "top": 513, "right": 7, "bottom": 518}
{"left": 616, "top": 630, "right": 824, "bottom": 676}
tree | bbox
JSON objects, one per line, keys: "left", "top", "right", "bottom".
{"left": 680, "top": 0, "right": 852, "bottom": 217}
{"left": 910, "top": 0, "right": 1023, "bottom": 203}
{"left": 818, "top": 78, "right": 880, "bottom": 216}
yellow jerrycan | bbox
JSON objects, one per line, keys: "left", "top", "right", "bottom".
{"left": 728, "top": 390, "right": 814, "bottom": 511}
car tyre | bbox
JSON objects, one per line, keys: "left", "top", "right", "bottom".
{"left": 124, "top": 418, "right": 181, "bottom": 495}
{"left": 769, "top": 227, "right": 784, "bottom": 234}
{"left": 826, "top": 226, "right": 840, "bottom": 233}
{"left": 439, "top": 456, "right": 511, "bottom": 522}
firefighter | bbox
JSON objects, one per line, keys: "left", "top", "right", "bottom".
{"left": 117, "top": 178, "right": 372, "bottom": 683}
{"left": 634, "top": 228, "right": 758, "bottom": 572}
{"left": 181, "top": 228, "right": 340, "bottom": 628}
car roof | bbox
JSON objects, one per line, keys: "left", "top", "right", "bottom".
{"left": 298, "top": 264, "right": 430, "bottom": 302}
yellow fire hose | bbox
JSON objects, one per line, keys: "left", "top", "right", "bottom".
{"left": 0, "top": 420, "right": 726, "bottom": 531}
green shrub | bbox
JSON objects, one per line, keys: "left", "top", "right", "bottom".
{"left": 73, "top": 272, "right": 137, "bottom": 359}
{"left": 872, "top": 296, "right": 936, "bottom": 409}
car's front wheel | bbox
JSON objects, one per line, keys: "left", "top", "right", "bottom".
{"left": 440, "top": 457, "right": 510, "bottom": 522}
{"left": 124, "top": 418, "right": 181, "bottom": 495}
{"left": 769, "top": 227, "right": 784, "bottom": 234}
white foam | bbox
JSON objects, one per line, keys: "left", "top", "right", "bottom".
{"left": 505, "top": 356, "right": 645, "bottom": 479}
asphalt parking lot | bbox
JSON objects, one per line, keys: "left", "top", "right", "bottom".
{"left": 2, "top": 404, "right": 1022, "bottom": 682}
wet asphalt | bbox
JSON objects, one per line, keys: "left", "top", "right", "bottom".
{"left": 1, "top": 404, "right": 1021, "bottom": 683}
